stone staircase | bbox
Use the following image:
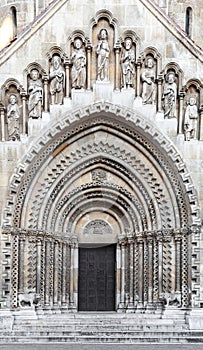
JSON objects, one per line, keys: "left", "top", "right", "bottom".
{"left": 0, "top": 311, "right": 203, "bottom": 344}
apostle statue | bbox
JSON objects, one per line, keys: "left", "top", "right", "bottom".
{"left": 162, "top": 71, "right": 177, "bottom": 118}
{"left": 28, "top": 69, "right": 43, "bottom": 118}
{"left": 71, "top": 38, "right": 86, "bottom": 89}
{"left": 141, "top": 57, "right": 156, "bottom": 104}
{"left": 96, "top": 28, "right": 110, "bottom": 81}
{"left": 49, "top": 55, "right": 65, "bottom": 104}
{"left": 7, "top": 94, "right": 20, "bottom": 141}
{"left": 184, "top": 95, "right": 199, "bottom": 141}
{"left": 121, "top": 37, "right": 135, "bottom": 88}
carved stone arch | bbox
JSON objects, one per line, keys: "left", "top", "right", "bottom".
{"left": 121, "top": 30, "right": 141, "bottom": 61}
{"left": 23, "top": 62, "right": 47, "bottom": 91}
{"left": 89, "top": 9, "right": 120, "bottom": 45}
{"left": 162, "top": 62, "right": 183, "bottom": 93}
{"left": 67, "top": 30, "right": 88, "bottom": 56}
{"left": 140, "top": 46, "right": 162, "bottom": 74}
{"left": 1, "top": 78, "right": 25, "bottom": 103}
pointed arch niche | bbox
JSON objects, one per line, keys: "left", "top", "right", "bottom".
{"left": 2, "top": 102, "right": 200, "bottom": 311}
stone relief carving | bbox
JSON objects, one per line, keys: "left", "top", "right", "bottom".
{"left": 121, "top": 37, "right": 135, "bottom": 88}
{"left": 162, "top": 71, "right": 177, "bottom": 118}
{"left": 18, "top": 291, "right": 40, "bottom": 308}
{"left": 49, "top": 54, "right": 65, "bottom": 104}
{"left": 159, "top": 291, "right": 181, "bottom": 307}
{"left": 141, "top": 57, "right": 156, "bottom": 104}
{"left": 7, "top": 94, "right": 20, "bottom": 141}
{"left": 28, "top": 69, "right": 43, "bottom": 118}
{"left": 91, "top": 169, "right": 107, "bottom": 183}
{"left": 83, "top": 220, "right": 112, "bottom": 235}
{"left": 184, "top": 95, "right": 199, "bottom": 141}
{"left": 96, "top": 28, "right": 110, "bottom": 81}
{"left": 71, "top": 38, "right": 86, "bottom": 89}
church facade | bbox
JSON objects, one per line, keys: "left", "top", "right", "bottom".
{"left": 0, "top": 0, "right": 203, "bottom": 334}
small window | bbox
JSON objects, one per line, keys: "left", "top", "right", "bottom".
{"left": 185, "top": 7, "right": 192, "bottom": 37}
{"left": 11, "top": 6, "right": 17, "bottom": 37}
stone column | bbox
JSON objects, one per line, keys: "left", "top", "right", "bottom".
{"left": 21, "top": 92, "right": 27, "bottom": 135}
{"left": 175, "top": 236, "right": 182, "bottom": 292}
{"left": 43, "top": 76, "right": 49, "bottom": 113}
{"left": 133, "top": 239, "right": 139, "bottom": 306}
{"left": 116, "top": 242, "right": 121, "bottom": 308}
{"left": 153, "top": 236, "right": 159, "bottom": 303}
{"left": 158, "top": 236, "right": 163, "bottom": 295}
{"left": 143, "top": 239, "right": 148, "bottom": 305}
{"left": 36, "top": 238, "right": 42, "bottom": 296}
{"left": 178, "top": 91, "right": 185, "bottom": 134}
{"left": 64, "top": 59, "right": 71, "bottom": 98}
{"left": 199, "top": 106, "right": 203, "bottom": 140}
{"left": 69, "top": 238, "right": 78, "bottom": 310}
{"left": 137, "top": 238, "right": 144, "bottom": 305}
{"left": 12, "top": 234, "right": 19, "bottom": 308}
{"left": 45, "top": 239, "right": 50, "bottom": 307}
{"left": 53, "top": 240, "right": 59, "bottom": 306}
{"left": 18, "top": 235, "right": 26, "bottom": 293}
{"left": 61, "top": 242, "right": 67, "bottom": 307}
{"left": 0, "top": 104, "right": 5, "bottom": 141}
{"left": 86, "top": 42, "right": 92, "bottom": 91}
{"left": 136, "top": 60, "right": 142, "bottom": 97}
{"left": 157, "top": 75, "right": 163, "bottom": 113}
{"left": 147, "top": 237, "right": 153, "bottom": 305}
{"left": 127, "top": 237, "right": 134, "bottom": 310}
{"left": 181, "top": 231, "right": 189, "bottom": 307}
{"left": 114, "top": 41, "right": 121, "bottom": 91}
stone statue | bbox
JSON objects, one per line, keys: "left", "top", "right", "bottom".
{"left": 121, "top": 38, "right": 135, "bottom": 88}
{"left": 96, "top": 28, "right": 110, "bottom": 81}
{"left": 7, "top": 94, "right": 20, "bottom": 141}
{"left": 49, "top": 55, "right": 65, "bottom": 104}
{"left": 71, "top": 38, "right": 86, "bottom": 89}
{"left": 28, "top": 69, "right": 43, "bottom": 118}
{"left": 184, "top": 96, "right": 199, "bottom": 141}
{"left": 141, "top": 57, "right": 156, "bottom": 104}
{"left": 162, "top": 71, "right": 177, "bottom": 118}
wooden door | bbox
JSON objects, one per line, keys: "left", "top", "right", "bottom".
{"left": 78, "top": 245, "right": 116, "bottom": 311}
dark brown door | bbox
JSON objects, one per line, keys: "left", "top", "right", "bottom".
{"left": 78, "top": 245, "right": 116, "bottom": 311}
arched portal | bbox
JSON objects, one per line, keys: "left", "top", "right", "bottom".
{"left": 2, "top": 102, "right": 200, "bottom": 311}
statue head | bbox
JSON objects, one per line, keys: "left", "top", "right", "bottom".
{"left": 166, "top": 71, "right": 176, "bottom": 84}
{"left": 146, "top": 57, "right": 154, "bottom": 68}
{"left": 52, "top": 55, "right": 61, "bottom": 69}
{"left": 74, "top": 38, "right": 82, "bottom": 49}
{"left": 188, "top": 96, "right": 197, "bottom": 106}
{"left": 9, "top": 94, "right": 17, "bottom": 105}
{"left": 98, "top": 28, "right": 108, "bottom": 40}
{"left": 125, "top": 38, "right": 132, "bottom": 50}
{"left": 30, "top": 69, "right": 39, "bottom": 81}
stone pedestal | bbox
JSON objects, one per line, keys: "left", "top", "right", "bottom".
{"left": 13, "top": 307, "right": 38, "bottom": 320}
{"left": 187, "top": 309, "right": 203, "bottom": 330}
{"left": 0, "top": 310, "right": 14, "bottom": 331}
{"left": 113, "top": 88, "right": 135, "bottom": 109}
{"left": 93, "top": 81, "right": 113, "bottom": 102}
{"left": 71, "top": 89, "right": 93, "bottom": 107}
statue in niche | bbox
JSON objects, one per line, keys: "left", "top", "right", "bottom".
{"left": 121, "top": 37, "right": 135, "bottom": 88}
{"left": 28, "top": 69, "right": 43, "bottom": 118}
{"left": 49, "top": 55, "right": 65, "bottom": 104}
{"left": 184, "top": 95, "right": 199, "bottom": 141}
{"left": 71, "top": 38, "right": 86, "bottom": 89}
{"left": 141, "top": 57, "right": 156, "bottom": 104}
{"left": 162, "top": 71, "right": 177, "bottom": 118}
{"left": 96, "top": 28, "right": 110, "bottom": 81}
{"left": 7, "top": 94, "right": 20, "bottom": 141}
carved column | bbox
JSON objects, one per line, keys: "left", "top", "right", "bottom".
{"left": 158, "top": 236, "right": 163, "bottom": 295}
{"left": 18, "top": 235, "right": 26, "bottom": 293}
{"left": 116, "top": 242, "right": 121, "bottom": 308}
{"left": 114, "top": 41, "right": 121, "bottom": 91}
{"left": 133, "top": 239, "right": 139, "bottom": 305}
{"left": 127, "top": 237, "right": 134, "bottom": 309}
{"left": 175, "top": 235, "right": 182, "bottom": 292}
{"left": 12, "top": 234, "right": 19, "bottom": 308}
{"left": 181, "top": 230, "right": 189, "bottom": 307}
{"left": 137, "top": 238, "right": 144, "bottom": 305}
{"left": 40, "top": 237, "right": 45, "bottom": 306}
{"left": 61, "top": 242, "right": 67, "bottom": 306}
{"left": 178, "top": 91, "right": 185, "bottom": 134}
{"left": 147, "top": 237, "right": 153, "bottom": 304}
{"left": 157, "top": 75, "right": 163, "bottom": 113}
{"left": 64, "top": 59, "right": 71, "bottom": 98}
{"left": 86, "top": 42, "right": 92, "bottom": 91}
{"left": 21, "top": 92, "right": 27, "bottom": 135}
{"left": 49, "top": 240, "right": 54, "bottom": 306}
{"left": 53, "top": 240, "right": 59, "bottom": 306}
{"left": 36, "top": 238, "right": 42, "bottom": 296}
{"left": 143, "top": 239, "right": 148, "bottom": 305}
{"left": 0, "top": 104, "right": 5, "bottom": 141}
{"left": 153, "top": 236, "right": 159, "bottom": 303}
{"left": 45, "top": 239, "right": 51, "bottom": 306}
{"left": 136, "top": 59, "right": 142, "bottom": 97}
{"left": 43, "top": 76, "right": 49, "bottom": 112}
{"left": 69, "top": 238, "right": 78, "bottom": 310}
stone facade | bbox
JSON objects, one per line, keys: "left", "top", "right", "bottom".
{"left": 0, "top": 0, "right": 203, "bottom": 331}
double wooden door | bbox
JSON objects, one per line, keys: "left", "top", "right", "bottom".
{"left": 78, "top": 245, "right": 116, "bottom": 311}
